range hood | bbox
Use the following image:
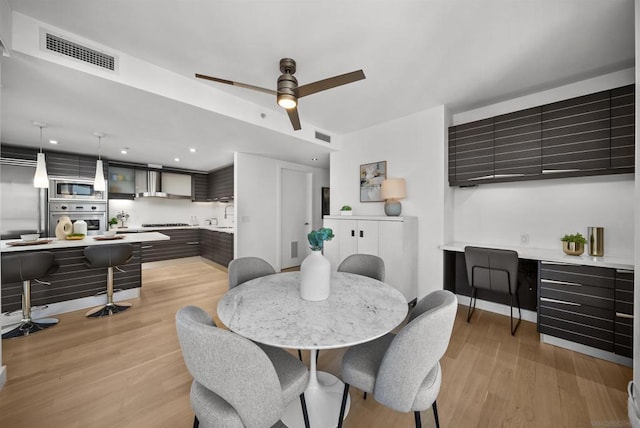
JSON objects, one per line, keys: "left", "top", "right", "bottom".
{"left": 136, "top": 170, "right": 192, "bottom": 200}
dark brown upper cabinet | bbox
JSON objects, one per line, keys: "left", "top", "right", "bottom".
{"left": 448, "top": 84, "right": 635, "bottom": 186}
{"left": 208, "top": 165, "right": 234, "bottom": 201}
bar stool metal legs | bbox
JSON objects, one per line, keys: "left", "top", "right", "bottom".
{"left": 85, "top": 265, "right": 132, "bottom": 317}
{"left": 83, "top": 244, "right": 134, "bottom": 318}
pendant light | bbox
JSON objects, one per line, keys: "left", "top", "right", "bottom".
{"left": 32, "top": 121, "right": 49, "bottom": 188}
{"left": 93, "top": 132, "right": 106, "bottom": 191}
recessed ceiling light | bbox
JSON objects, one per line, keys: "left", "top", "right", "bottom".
{"left": 121, "top": 148, "right": 128, "bottom": 154}
{"left": 174, "top": 157, "right": 180, "bottom": 162}
{"left": 189, "top": 148, "right": 196, "bottom": 153}
{"left": 49, "top": 140, "right": 58, "bottom": 145}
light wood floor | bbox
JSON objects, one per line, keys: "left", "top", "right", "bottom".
{"left": 0, "top": 260, "right": 632, "bottom": 428}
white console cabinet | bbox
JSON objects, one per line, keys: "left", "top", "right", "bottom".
{"left": 323, "top": 215, "right": 418, "bottom": 302}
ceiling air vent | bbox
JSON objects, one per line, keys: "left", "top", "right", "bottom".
{"left": 45, "top": 33, "right": 115, "bottom": 71}
{"left": 315, "top": 131, "right": 331, "bottom": 143}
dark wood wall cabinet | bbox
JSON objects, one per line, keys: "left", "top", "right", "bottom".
{"left": 448, "top": 84, "right": 635, "bottom": 186}
{"left": 208, "top": 165, "right": 234, "bottom": 201}
{"left": 199, "top": 229, "right": 234, "bottom": 267}
{"left": 192, "top": 173, "right": 209, "bottom": 202}
{"left": 140, "top": 229, "right": 200, "bottom": 263}
{"left": 1, "top": 244, "right": 142, "bottom": 313}
{"left": 538, "top": 262, "right": 633, "bottom": 358}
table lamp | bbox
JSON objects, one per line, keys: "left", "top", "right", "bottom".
{"left": 381, "top": 178, "right": 406, "bottom": 216}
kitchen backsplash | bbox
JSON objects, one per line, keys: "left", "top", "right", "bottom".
{"left": 109, "top": 198, "right": 235, "bottom": 227}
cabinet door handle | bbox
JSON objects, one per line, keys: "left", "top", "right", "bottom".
{"left": 351, "top": 230, "right": 355, "bottom": 237}
{"left": 142, "top": 245, "right": 153, "bottom": 249}
{"left": 616, "top": 269, "right": 634, "bottom": 274}
{"left": 540, "top": 261, "right": 571, "bottom": 266}
{"left": 186, "top": 241, "right": 199, "bottom": 245}
{"left": 541, "top": 279, "right": 582, "bottom": 287}
{"left": 616, "top": 312, "right": 634, "bottom": 319}
{"left": 540, "top": 297, "right": 581, "bottom": 307}
{"left": 359, "top": 230, "right": 363, "bottom": 238}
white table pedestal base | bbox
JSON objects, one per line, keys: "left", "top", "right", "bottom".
{"left": 281, "top": 350, "right": 351, "bottom": 428}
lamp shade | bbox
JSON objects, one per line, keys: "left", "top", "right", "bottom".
{"left": 33, "top": 152, "right": 49, "bottom": 188}
{"left": 94, "top": 159, "right": 105, "bottom": 191}
{"left": 381, "top": 178, "right": 406, "bottom": 200}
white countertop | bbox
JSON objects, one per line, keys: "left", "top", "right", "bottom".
{"left": 440, "top": 241, "right": 634, "bottom": 271}
{"left": 1, "top": 232, "right": 170, "bottom": 253}
{"left": 119, "top": 225, "right": 235, "bottom": 234}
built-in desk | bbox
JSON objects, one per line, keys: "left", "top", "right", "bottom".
{"left": 441, "top": 241, "right": 634, "bottom": 366}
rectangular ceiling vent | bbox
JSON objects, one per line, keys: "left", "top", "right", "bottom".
{"left": 315, "top": 131, "right": 331, "bottom": 143}
{"left": 44, "top": 33, "right": 116, "bottom": 71}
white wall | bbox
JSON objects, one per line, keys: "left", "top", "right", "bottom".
{"left": 451, "top": 69, "right": 636, "bottom": 257}
{"left": 235, "top": 152, "right": 329, "bottom": 271}
{"left": 330, "top": 106, "right": 451, "bottom": 298}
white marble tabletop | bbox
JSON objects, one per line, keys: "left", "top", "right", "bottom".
{"left": 217, "top": 271, "right": 408, "bottom": 350}
{"left": 0, "top": 232, "right": 169, "bottom": 253}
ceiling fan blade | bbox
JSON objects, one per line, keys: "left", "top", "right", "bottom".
{"left": 298, "top": 70, "right": 366, "bottom": 98}
{"left": 195, "top": 73, "right": 277, "bottom": 96}
{"left": 286, "top": 106, "right": 301, "bottom": 131}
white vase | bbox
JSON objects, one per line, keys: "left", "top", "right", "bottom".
{"left": 55, "top": 216, "right": 73, "bottom": 240}
{"left": 300, "top": 250, "right": 331, "bottom": 301}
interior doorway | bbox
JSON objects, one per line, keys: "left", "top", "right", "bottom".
{"left": 280, "top": 168, "right": 312, "bottom": 269}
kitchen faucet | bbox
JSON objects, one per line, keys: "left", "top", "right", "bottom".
{"left": 224, "top": 205, "right": 234, "bottom": 220}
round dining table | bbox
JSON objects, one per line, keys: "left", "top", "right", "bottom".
{"left": 217, "top": 271, "right": 408, "bottom": 428}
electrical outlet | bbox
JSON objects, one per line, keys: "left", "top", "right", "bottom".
{"left": 520, "top": 234, "right": 529, "bottom": 245}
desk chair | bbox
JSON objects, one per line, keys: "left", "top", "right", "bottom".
{"left": 1, "top": 251, "right": 59, "bottom": 339}
{"left": 337, "top": 290, "right": 457, "bottom": 428}
{"left": 464, "top": 246, "right": 521, "bottom": 335}
{"left": 176, "top": 305, "right": 310, "bottom": 428}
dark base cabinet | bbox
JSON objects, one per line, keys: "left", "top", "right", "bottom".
{"left": 538, "top": 262, "right": 633, "bottom": 359}
{"left": 141, "top": 229, "right": 200, "bottom": 263}
{"left": 1, "top": 244, "right": 142, "bottom": 313}
{"left": 199, "top": 229, "right": 234, "bottom": 267}
{"left": 443, "top": 251, "right": 538, "bottom": 311}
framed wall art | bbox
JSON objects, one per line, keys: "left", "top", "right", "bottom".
{"left": 360, "top": 161, "right": 387, "bottom": 202}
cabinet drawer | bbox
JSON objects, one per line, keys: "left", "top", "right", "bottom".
{"left": 614, "top": 343, "right": 633, "bottom": 358}
{"left": 539, "top": 312, "right": 613, "bottom": 343}
{"left": 539, "top": 298, "right": 613, "bottom": 331}
{"left": 540, "top": 262, "right": 614, "bottom": 289}
{"left": 615, "top": 296, "right": 633, "bottom": 314}
{"left": 539, "top": 323, "right": 614, "bottom": 352}
{"left": 540, "top": 282, "right": 613, "bottom": 310}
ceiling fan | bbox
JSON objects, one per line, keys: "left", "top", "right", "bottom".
{"left": 195, "top": 58, "right": 365, "bottom": 131}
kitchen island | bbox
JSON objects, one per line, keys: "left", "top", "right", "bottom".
{"left": 0, "top": 232, "right": 169, "bottom": 316}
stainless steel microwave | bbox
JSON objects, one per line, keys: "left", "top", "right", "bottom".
{"left": 49, "top": 178, "right": 107, "bottom": 201}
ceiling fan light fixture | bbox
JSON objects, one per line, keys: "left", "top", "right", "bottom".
{"left": 278, "top": 94, "right": 297, "bottom": 109}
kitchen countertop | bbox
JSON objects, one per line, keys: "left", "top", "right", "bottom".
{"left": 440, "top": 241, "right": 634, "bottom": 270}
{"left": 118, "top": 225, "right": 235, "bottom": 234}
{"left": 1, "top": 232, "right": 170, "bottom": 253}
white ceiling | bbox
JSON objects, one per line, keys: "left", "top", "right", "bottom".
{"left": 1, "top": 0, "right": 635, "bottom": 171}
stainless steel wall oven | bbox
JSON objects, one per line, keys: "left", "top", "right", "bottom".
{"left": 49, "top": 201, "right": 107, "bottom": 236}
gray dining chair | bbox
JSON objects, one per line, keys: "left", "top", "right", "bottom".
{"left": 337, "top": 290, "right": 457, "bottom": 428}
{"left": 464, "top": 246, "right": 521, "bottom": 335}
{"left": 175, "top": 305, "right": 311, "bottom": 428}
{"left": 337, "top": 254, "right": 385, "bottom": 282}
{"left": 228, "top": 256, "right": 276, "bottom": 289}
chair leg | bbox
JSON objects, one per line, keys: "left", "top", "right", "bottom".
{"left": 193, "top": 415, "right": 199, "bottom": 428}
{"left": 337, "top": 383, "right": 350, "bottom": 428}
{"left": 298, "top": 349, "right": 303, "bottom": 361}
{"left": 363, "top": 391, "right": 367, "bottom": 400}
{"left": 510, "top": 293, "right": 522, "bottom": 335}
{"left": 414, "top": 410, "right": 422, "bottom": 428}
{"left": 466, "top": 287, "right": 477, "bottom": 322}
{"left": 299, "top": 394, "right": 310, "bottom": 428}
{"left": 432, "top": 401, "right": 440, "bottom": 428}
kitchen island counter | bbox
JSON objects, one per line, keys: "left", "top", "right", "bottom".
{"left": 1, "top": 232, "right": 169, "bottom": 253}
{"left": 117, "top": 225, "right": 235, "bottom": 234}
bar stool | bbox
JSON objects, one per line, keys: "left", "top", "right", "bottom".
{"left": 1, "top": 251, "right": 59, "bottom": 339}
{"left": 84, "top": 244, "right": 134, "bottom": 317}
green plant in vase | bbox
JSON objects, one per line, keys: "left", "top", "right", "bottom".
{"left": 307, "top": 227, "right": 334, "bottom": 251}
{"left": 561, "top": 233, "right": 587, "bottom": 256}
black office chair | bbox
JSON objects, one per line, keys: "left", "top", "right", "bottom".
{"left": 464, "top": 246, "right": 521, "bottom": 335}
{"left": 1, "top": 251, "right": 59, "bottom": 339}
{"left": 83, "top": 244, "right": 134, "bottom": 317}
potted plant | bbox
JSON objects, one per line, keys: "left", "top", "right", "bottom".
{"left": 108, "top": 217, "right": 119, "bottom": 230}
{"left": 561, "top": 233, "right": 587, "bottom": 256}
{"left": 340, "top": 205, "right": 353, "bottom": 216}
